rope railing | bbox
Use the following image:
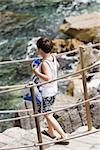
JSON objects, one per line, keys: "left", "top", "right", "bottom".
{"left": 0, "top": 60, "right": 99, "bottom": 94}
{"left": 0, "top": 86, "right": 25, "bottom": 94}
{"left": 0, "top": 44, "right": 100, "bottom": 150}
{"left": 35, "top": 127, "right": 100, "bottom": 147}
{"left": 0, "top": 57, "right": 34, "bottom": 65}
{"left": 0, "top": 89, "right": 99, "bottom": 116}
{"left": 0, "top": 144, "right": 34, "bottom": 150}
{"left": 79, "top": 42, "right": 100, "bottom": 48}
{"left": 0, "top": 127, "right": 100, "bottom": 150}
{"left": 0, "top": 42, "right": 100, "bottom": 66}
{"left": 0, "top": 49, "right": 78, "bottom": 65}
{"left": 0, "top": 84, "right": 26, "bottom": 90}
{"left": 0, "top": 95, "right": 100, "bottom": 123}
{"left": 0, "top": 71, "right": 99, "bottom": 90}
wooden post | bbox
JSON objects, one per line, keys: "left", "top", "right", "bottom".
{"left": 79, "top": 47, "right": 92, "bottom": 131}
{"left": 30, "top": 86, "right": 44, "bottom": 150}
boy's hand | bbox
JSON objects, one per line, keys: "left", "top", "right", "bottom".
{"left": 32, "top": 66, "right": 40, "bottom": 75}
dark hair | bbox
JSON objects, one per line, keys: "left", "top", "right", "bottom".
{"left": 36, "top": 37, "right": 53, "bottom": 53}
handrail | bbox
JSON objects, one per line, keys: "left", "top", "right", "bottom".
{"left": 0, "top": 42, "right": 100, "bottom": 65}
{"left": 0, "top": 60, "right": 99, "bottom": 94}
{"left": 0, "top": 58, "right": 34, "bottom": 65}
{"left": 0, "top": 86, "right": 25, "bottom": 94}
{"left": 0, "top": 127, "right": 100, "bottom": 150}
{"left": 0, "top": 72, "right": 99, "bottom": 90}
{"left": 0, "top": 95, "right": 99, "bottom": 115}
{"left": 0, "top": 43, "right": 100, "bottom": 150}
{"left": 0, "top": 95, "right": 99, "bottom": 123}
{"left": 35, "top": 127, "right": 100, "bottom": 147}
{"left": 0, "top": 144, "right": 34, "bottom": 150}
{"left": 0, "top": 84, "right": 26, "bottom": 90}
{"left": 0, "top": 49, "right": 78, "bottom": 65}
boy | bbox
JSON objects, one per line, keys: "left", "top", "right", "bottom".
{"left": 32, "top": 37, "right": 69, "bottom": 144}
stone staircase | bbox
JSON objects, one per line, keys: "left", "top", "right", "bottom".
{"left": 0, "top": 126, "right": 100, "bottom": 150}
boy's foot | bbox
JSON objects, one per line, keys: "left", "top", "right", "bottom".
{"left": 41, "top": 130, "right": 56, "bottom": 139}
{"left": 55, "top": 138, "right": 69, "bottom": 145}
{"left": 55, "top": 140, "right": 69, "bottom": 145}
{"left": 55, "top": 133, "right": 70, "bottom": 145}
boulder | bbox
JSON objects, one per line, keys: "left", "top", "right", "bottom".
{"left": 52, "top": 38, "right": 84, "bottom": 53}
{"left": 66, "top": 78, "right": 83, "bottom": 98}
{"left": 76, "top": 46, "right": 100, "bottom": 74}
{"left": 60, "top": 12, "right": 100, "bottom": 42}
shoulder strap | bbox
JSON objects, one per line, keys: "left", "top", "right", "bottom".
{"left": 40, "top": 60, "right": 51, "bottom": 75}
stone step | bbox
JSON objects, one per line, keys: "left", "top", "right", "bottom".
{"left": 0, "top": 126, "right": 100, "bottom": 150}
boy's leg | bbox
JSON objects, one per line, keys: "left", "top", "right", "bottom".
{"left": 46, "top": 117, "right": 56, "bottom": 136}
{"left": 45, "top": 113, "right": 67, "bottom": 139}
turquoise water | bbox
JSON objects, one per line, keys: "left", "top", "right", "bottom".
{"left": 0, "top": 1, "right": 100, "bottom": 57}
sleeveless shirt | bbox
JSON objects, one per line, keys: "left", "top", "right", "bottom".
{"left": 40, "top": 55, "right": 58, "bottom": 98}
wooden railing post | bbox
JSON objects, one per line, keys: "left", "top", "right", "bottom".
{"left": 30, "top": 86, "right": 44, "bottom": 150}
{"left": 79, "top": 47, "right": 92, "bottom": 131}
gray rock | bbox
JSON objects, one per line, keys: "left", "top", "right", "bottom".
{"left": 60, "top": 12, "right": 100, "bottom": 42}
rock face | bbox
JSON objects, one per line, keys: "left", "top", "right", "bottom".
{"left": 60, "top": 13, "right": 100, "bottom": 42}
{"left": 15, "top": 89, "right": 100, "bottom": 133}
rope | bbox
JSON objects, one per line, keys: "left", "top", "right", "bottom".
{"left": 0, "top": 95, "right": 99, "bottom": 123}
{"left": 0, "top": 42, "right": 100, "bottom": 66}
{"left": 0, "top": 49, "right": 78, "bottom": 65}
{"left": 0, "top": 72, "right": 99, "bottom": 90}
{"left": 0, "top": 60, "right": 99, "bottom": 94}
{"left": 0, "top": 144, "right": 34, "bottom": 150}
{"left": 0, "top": 58, "right": 34, "bottom": 65}
{"left": 0, "top": 114, "right": 30, "bottom": 123}
{"left": 0, "top": 86, "right": 25, "bottom": 94}
{"left": 57, "top": 48, "right": 78, "bottom": 57}
{"left": 35, "top": 127, "right": 100, "bottom": 147}
{"left": 0, "top": 94, "right": 99, "bottom": 114}
{"left": 0, "top": 127, "right": 100, "bottom": 150}
{"left": 0, "top": 109, "right": 33, "bottom": 114}
{"left": 59, "top": 72, "right": 100, "bottom": 82}
{"left": 0, "top": 84, "right": 26, "bottom": 90}
{"left": 80, "top": 42, "right": 100, "bottom": 48}
{"left": 35, "top": 60, "right": 100, "bottom": 87}
{"left": 0, "top": 43, "right": 100, "bottom": 150}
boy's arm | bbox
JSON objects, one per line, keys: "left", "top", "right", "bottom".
{"left": 32, "top": 62, "right": 52, "bottom": 81}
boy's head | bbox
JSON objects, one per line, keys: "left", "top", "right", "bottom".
{"left": 36, "top": 37, "right": 53, "bottom": 53}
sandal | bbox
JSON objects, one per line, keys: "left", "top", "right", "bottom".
{"left": 41, "top": 130, "right": 56, "bottom": 139}
{"left": 55, "top": 138, "right": 69, "bottom": 145}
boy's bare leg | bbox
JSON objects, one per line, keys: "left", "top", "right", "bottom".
{"left": 45, "top": 113, "right": 67, "bottom": 139}
{"left": 46, "top": 118, "right": 56, "bottom": 136}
